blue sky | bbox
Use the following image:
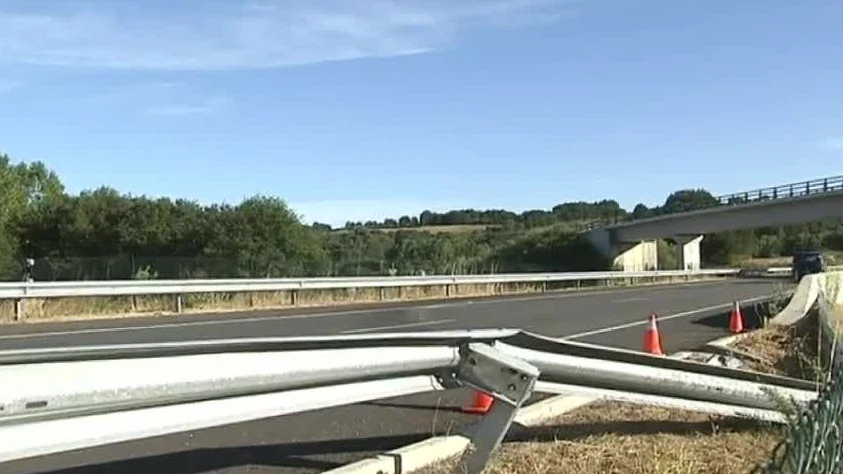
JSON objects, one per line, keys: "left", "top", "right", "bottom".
{"left": 1, "top": 0, "right": 841, "bottom": 227}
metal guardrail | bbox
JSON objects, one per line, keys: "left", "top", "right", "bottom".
{"left": 0, "top": 330, "right": 819, "bottom": 473}
{"left": 0, "top": 269, "right": 740, "bottom": 300}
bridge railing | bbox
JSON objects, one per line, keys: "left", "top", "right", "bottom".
{"left": 0, "top": 330, "right": 819, "bottom": 473}
{"left": 716, "top": 175, "right": 843, "bottom": 206}
{"left": 584, "top": 174, "right": 843, "bottom": 229}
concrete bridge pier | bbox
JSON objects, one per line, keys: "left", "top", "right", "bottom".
{"left": 587, "top": 229, "right": 658, "bottom": 271}
{"left": 673, "top": 235, "right": 703, "bottom": 271}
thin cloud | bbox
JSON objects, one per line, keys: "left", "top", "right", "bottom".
{"left": 0, "top": 81, "right": 19, "bottom": 94}
{"left": 144, "top": 96, "right": 229, "bottom": 116}
{"left": 0, "top": 0, "right": 577, "bottom": 71}
{"left": 821, "top": 137, "right": 843, "bottom": 151}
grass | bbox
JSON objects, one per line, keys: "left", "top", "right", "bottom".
{"left": 733, "top": 320, "right": 821, "bottom": 381}
{"left": 0, "top": 275, "right": 723, "bottom": 324}
{"left": 424, "top": 316, "right": 818, "bottom": 474}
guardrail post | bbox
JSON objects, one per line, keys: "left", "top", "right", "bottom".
{"left": 14, "top": 299, "right": 24, "bottom": 321}
{"left": 379, "top": 288, "right": 386, "bottom": 301}
{"left": 449, "top": 343, "right": 539, "bottom": 474}
{"left": 541, "top": 281, "right": 547, "bottom": 293}
{"left": 824, "top": 178, "right": 829, "bottom": 192}
{"left": 174, "top": 295, "right": 183, "bottom": 313}
{"left": 445, "top": 284, "right": 451, "bottom": 297}
{"left": 290, "top": 290, "right": 298, "bottom": 306}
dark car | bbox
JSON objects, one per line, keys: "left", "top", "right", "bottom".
{"left": 791, "top": 251, "right": 827, "bottom": 281}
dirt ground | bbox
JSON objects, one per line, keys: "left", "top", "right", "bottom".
{"left": 424, "top": 320, "right": 820, "bottom": 474}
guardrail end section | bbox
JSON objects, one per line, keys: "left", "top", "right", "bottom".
{"left": 451, "top": 343, "right": 540, "bottom": 474}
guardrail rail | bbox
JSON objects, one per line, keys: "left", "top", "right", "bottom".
{"left": 0, "top": 269, "right": 743, "bottom": 320}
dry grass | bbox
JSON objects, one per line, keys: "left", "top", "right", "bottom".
{"left": 424, "top": 319, "right": 816, "bottom": 474}
{"left": 425, "top": 404, "right": 783, "bottom": 474}
{"left": 0, "top": 276, "right": 720, "bottom": 324}
{"left": 739, "top": 256, "right": 793, "bottom": 269}
{"left": 733, "top": 321, "right": 821, "bottom": 380}
{"left": 739, "top": 252, "right": 843, "bottom": 270}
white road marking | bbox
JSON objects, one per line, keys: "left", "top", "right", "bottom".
{"left": 340, "top": 319, "right": 457, "bottom": 334}
{"left": 0, "top": 280, "right": 756, "bottom": 341}
{"left": 562, "top": 295, "right": 770, "bottom": 340}
{"left": 612, "top": 297, "right": 647, "bottom": 303}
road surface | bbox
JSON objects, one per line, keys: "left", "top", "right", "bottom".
{"left": 0, "top": 279, "right": 787, "bottom": 474}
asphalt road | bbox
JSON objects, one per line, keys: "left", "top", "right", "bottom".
{"left": 1, "top": 279, "right": 788, "bottom": 474}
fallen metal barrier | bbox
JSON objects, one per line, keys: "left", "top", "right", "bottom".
{"left": 0, "top": 329, "right": 820, "bottom": 473}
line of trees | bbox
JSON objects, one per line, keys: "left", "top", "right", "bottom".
{"left": 1, "top": 153, "right": 842, "bottom": 281}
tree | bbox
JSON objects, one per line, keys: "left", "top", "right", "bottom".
{"left": 661, "top": 189, "right": 719, "bottom": 215}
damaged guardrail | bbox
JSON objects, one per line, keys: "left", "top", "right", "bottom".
{"left": 0, "top": 329, "right": 821, "bottom": 473}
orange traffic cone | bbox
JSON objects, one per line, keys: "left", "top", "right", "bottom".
{"left": 644, "top": 313, "right": 664, "bottom": 355}
{"left": 462, "top": 390, "right": 494, "bottom": 414}
{"left": 729, "top": 300, "right": 744, "bottom": 334}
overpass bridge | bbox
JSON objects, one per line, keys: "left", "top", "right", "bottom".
{"left": 588, "top": 175, "right": 843, "bottom": 271}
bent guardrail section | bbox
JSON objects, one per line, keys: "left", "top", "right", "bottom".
{"left": 0, "top": 329, "right": 819, "bottom": 473}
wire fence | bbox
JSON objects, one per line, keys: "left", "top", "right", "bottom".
{"left": 753, "top": 359, "right": 843, "bottom": 473}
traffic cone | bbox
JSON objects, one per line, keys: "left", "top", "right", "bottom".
{"left": 462, "top": 390, "right": 494, "bottom": 414}
{"left": 643, "top": 313, "right": 664, "bottom": 355}
{"left": 729, "top": 300, "right": 744, "bottom": 334}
